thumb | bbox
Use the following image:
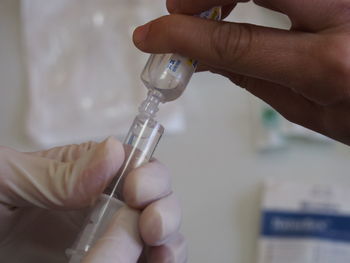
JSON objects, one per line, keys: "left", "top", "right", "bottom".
{"left": 0, "top": 137, "right": 124, "bottom": 209}
{"left": 82, "top": 206, "right": 143, "bottom": 263}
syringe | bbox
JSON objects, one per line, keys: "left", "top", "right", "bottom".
{"left": 67, "top": 7, "right": 221, "bottom": 262}
{"left": 66, "top": 90, "right": 164, "bottom": 262}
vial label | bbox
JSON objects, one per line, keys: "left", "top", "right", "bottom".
{"left": 199, "top": 6, "right": 221, "bottom": 20}
{"left": 165, "top": 7, "right": 221, "bottom": 78}
{"left": 166, "top": 54, "right": 195, "bottom": 78}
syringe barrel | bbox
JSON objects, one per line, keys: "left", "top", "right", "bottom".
{"left": 141, "top": 7, "right": 222, "bottom": 102}
{"left": 67, "top": 115, "right": 164, "bottom": 262}
{"left": 67, "top": 195, "right": 124, "bottom": 263}
{"left": 105, "top": 115, "right": 164, "bottom": 198}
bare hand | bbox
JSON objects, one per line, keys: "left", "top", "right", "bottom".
{"left": 133, "top": 0, "right": 350, "bottom": 145}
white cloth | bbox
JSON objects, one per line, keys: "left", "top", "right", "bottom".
{"left": 21, "top": 0, "right": 186, "bottom": 147}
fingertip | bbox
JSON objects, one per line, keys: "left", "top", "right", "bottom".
{"left": 133, "top": 22, "right": 151, "bottom": 49}
{"left": 139, "top": 194, "right": 182, "bottom": 246}
{"left": 166, "top": 0, "right": 178, "bottom": 13}
{"left": 133, "top": 15, "right": 183, "bottom": 54}
{"left": 76, "top": 137, "right": 125, "bottom": 206}
{"left": 141, "top": 209, "right": 164, "bottom": 246}
{"left": 134, "top": 13, "right": 219, "bottom": 59}
{"left": 88, "top": 136, "right": 125, "bottom": 182}
{"left": 102, "top": 137, "right": 125, "bottom": 173}
{"left": 123, "top": 161, "right": 172, "bottom": 209}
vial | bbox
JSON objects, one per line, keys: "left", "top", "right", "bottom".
{"left": 140, "top": 7, "right": 222, "bottom": 102}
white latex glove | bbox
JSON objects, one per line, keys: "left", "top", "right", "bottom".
{"left": 0, "top": 137, "right": 187, "bottom": 263}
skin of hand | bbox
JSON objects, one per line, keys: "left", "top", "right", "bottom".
{"left": 0, "top": 137, "right": 187, "bottom": 263}
{"left": 133, "top": 0, "right": 350, "bottom": 145}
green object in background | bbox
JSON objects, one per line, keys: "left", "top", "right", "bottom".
{"left": 262, "top": 106, "right": 279, "bottom": 128}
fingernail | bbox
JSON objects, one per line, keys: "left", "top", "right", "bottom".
{"left": 133, "top": 22, "right": 151, "bottom": 45}
{"left": 167, "top": 0, "right": 178, "bottom": 13}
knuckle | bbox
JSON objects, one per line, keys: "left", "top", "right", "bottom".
{"left": 280, "top": 110, "right": 302, "bottom": 127}
{"left": 276, "top": 103, "right": 324, "bottom": 135}
{"left": 321, "top": 36, "right": 350, "bottom": 101}
{"left": 211, "top": 23, "right": 252, "bottom": 65}
{"left": 253, "top": 0, "right": 264, "bottom": 6}
{"left": 321, "top": 105, "right": 350, "bottom": 143}
{"left": 230, "top": 74, "right": 251, "bottom": 89}
{"left": 331, "top": 47, "right": 350, "bottom": 90}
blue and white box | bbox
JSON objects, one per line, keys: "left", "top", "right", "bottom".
{"left": 258, "top": 180, "right": 350, "bottom": 263}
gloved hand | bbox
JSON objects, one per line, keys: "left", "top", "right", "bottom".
{"left": 133, "top": 0, "right": 350, "bottom": 145}
{"left": 0, "top": 137, "right": 187, "bottom": 263}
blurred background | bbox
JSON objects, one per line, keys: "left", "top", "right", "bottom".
{"left": 1, "top": 0, "right": 350, "bottom": 262}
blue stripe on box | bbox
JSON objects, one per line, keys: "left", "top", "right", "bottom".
{"left": 261, "top": 210, "right": 350, "bottom": 242}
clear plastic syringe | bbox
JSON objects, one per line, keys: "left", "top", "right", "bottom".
{"left": 67, "top": 7, "right": 221, "bottom": 262}
{"left": 66, "top": 90, "right": 164, "bottom": 262}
